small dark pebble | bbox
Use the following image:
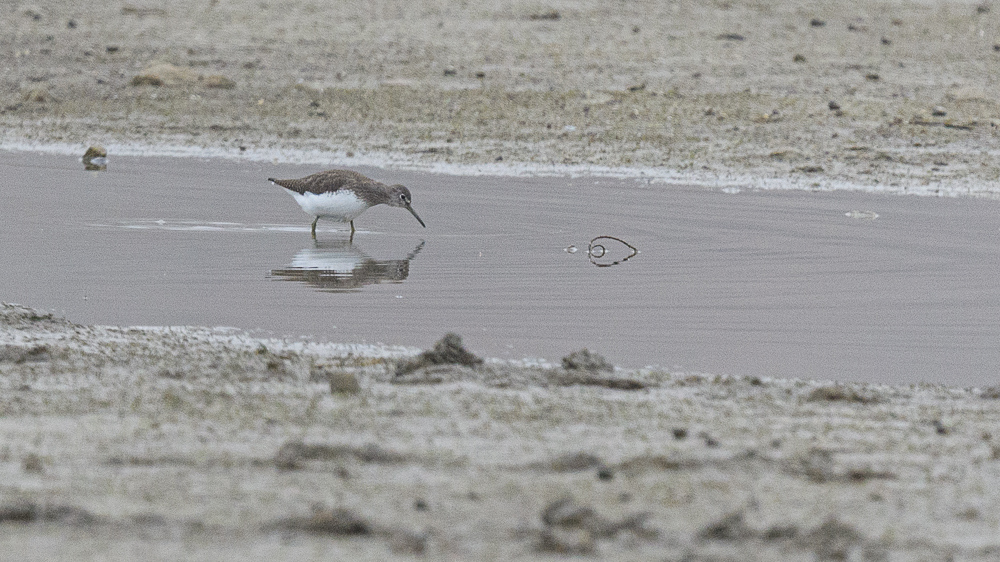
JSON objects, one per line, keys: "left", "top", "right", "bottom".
{"left": 597, "top": 468, "right": 614, "bottom": 481}
{"left": 443, "top": 68, "right": 457, "bottom": 76}
{"left": 414, "top": 499, "right": 428, "bottom": 511}
{"left": 933, "top": 419, "right": 951, "bottom": 435}
{"left": 700, "top": 511, "right": 755, "bottom": 541}
{"left": 865, "top": 73, "right": 880, "bottom": 81}
{"left": 793, "top": 54, "right": 806, "bottom": 62}
{"left": 474, "top": 71, "right": 485, "bottom": 79}
{"left": 281, "top": 506, "right": 371, "bottom": 535}
{"left": 83, "top": 145, "right": 107, "bottom": 160}
{"left": 529, "top": 10, "right": 561, "bottom": 21}
{"left": 828, "top": 101, "right": 841, "bottom": 110}
{"left": 632, "top": 25, "right": 640, "bottom": 33}
{"left": 672, "top": 428, "right": 688, "bottom": 440}
{"left": 67, "top": 19, "right": 76, "bottom": 28}
{"left": 881, "top": 37, "right": 892, "bottom": 45}
{"left": 106, "top": 46, "right": 119, "bottom": 53}
{"left": 810, "top": 19, "right": 826, "bottom": 27}
{"left": 794, "top": 165, "right": 824, "bottom": 173}
{"left": 716, "top": 33, "right": 745, "bottom": 41}
{"left": 22, "top": 453, "right": 44, "bottom": 474}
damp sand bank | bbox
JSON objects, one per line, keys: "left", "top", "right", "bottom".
{"left": 2, "top": 303, "right": 1000, "bottom": 560}
{"left": 4, "top": 0, "right": 1000, "bottom": 195}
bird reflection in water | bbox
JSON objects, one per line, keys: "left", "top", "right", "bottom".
{"left": 269, "top": 239, "right": 424, "bottom": 293}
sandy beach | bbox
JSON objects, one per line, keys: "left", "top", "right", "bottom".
{"left": 3, "top": 0, "right": 1000, "bottom": 559}
{"left": 3, "top": 303, "right": 1000, "bottom": 560}
{"left": 4, "top": 0, "right": 1000, "bottom": 194}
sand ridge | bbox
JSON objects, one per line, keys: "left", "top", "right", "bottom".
{"left": 2, "top": 303, "right": 1000, "bottom": 559}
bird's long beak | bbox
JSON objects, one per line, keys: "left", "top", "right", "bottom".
{"left": 406, "top": 205, "right": 426, "bottom": 228}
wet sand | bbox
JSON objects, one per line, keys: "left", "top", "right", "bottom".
{"left": 3, "top": 0, "right": 1000, "bottom": 195}
{"left": 4, "top": 1, "right": 1000, "bottom": 559}
{"left": 3, "top": 303, "right": 1000, "bottom": 560}
{"left": 3, "top": 151, "right": 1000, "bottom": 385}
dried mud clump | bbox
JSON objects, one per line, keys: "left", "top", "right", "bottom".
{"left": 0, "top": 502, "right": 98, "bottom": 525}
{"left": 131, "top": 63, "right": 199, "bottom": 86}
{"left": 0, "top": 304, "right": 66, "bottom": 328}
{"left": 805, "top": 384, "right": 880, "bottom": 404}
{"left": 203, "top": 75, "right": 236, "bottom": 89}
{"left": 698, "top": 510, "right": 757, "bottom": 541}
{"left": 274, "top": 440, "right": 405, "bottom": 470}
{"left": 267, "top": 504, "right": 427, "bottom": 553}
{"left": 537, "top": 497, "right": 653, "bottom": 554}
{"left": 561, "top": 349, "right": 614, "bottom": 373}
{"left": 980, "top": 386, "right": 1000, "bottom": 399}
{"left": 0, "top": 344, "right": 50, "bottom": 364}
{"left": 554, "top": 349, "right": 649, "bottom": 390}
{"left": 528, "top": 10, "right": 561, "bottom": 20}
{"left": 130, "top": 63, "right": 235, "bottom": 90}
{"left": 271, "top": 505, "right": 371, "bottom": 535}
{"left": 311, "top": 365, "right": 361, "bottom": 394}
{"left": 797, "top": 517, "right": 870, "bottom": 560}
{"left": 395, "top": 332, "right": 483, "bottom": 376}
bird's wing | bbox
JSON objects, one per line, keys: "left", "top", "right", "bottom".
{"left": 269, "top": 170, "right": 369, "bottom": 195}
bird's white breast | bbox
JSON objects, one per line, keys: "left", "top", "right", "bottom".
{"left": 289, "top": 190, "right": 371, "bottom": 222}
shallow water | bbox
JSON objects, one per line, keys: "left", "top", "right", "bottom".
{"left": 2, "top": 150, "right": 998, "bottom": 384}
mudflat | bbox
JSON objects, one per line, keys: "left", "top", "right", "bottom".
{"left": 3, "top": 303, "right": 1000, "bottom": 560}
{"left": 3, "top": 1, "right": 1000, "bottom": 559}
{"left": 3, "top": 0, "right": 1000, "bottom": 194}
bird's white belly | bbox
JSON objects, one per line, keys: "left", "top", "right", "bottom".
{"left": 290, "top": 191, "right": 370, "bottom": 222}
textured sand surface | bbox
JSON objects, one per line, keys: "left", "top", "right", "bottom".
{"left": 3, "top": 304, "right": 1000, "bottom": 560}
{"left": 4, "top": 1, "right": 1000, "bottom": 559}
{"left": 4, "top": 0, "right": 1000, "bottom": 194}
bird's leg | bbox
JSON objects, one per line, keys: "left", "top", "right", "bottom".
{"left": 350, "top": 220, "right": 356, "bottom": 235}
{"left": 311, "top": 216, "right": 319, "bottom": 239}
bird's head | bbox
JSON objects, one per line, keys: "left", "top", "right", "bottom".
{"left": 387, "top": 185, "right": 426, "bottom": 228}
